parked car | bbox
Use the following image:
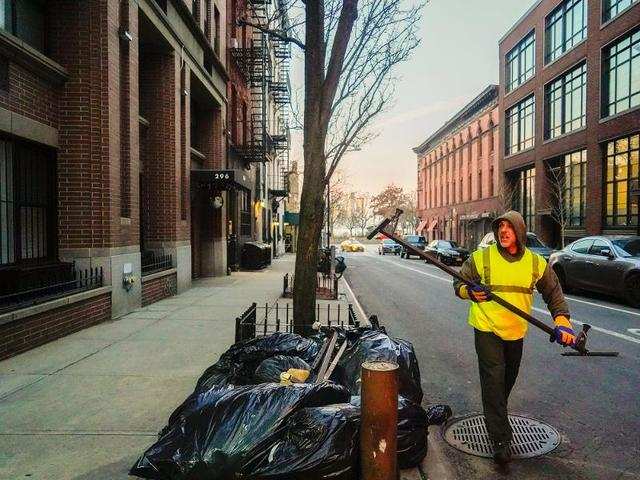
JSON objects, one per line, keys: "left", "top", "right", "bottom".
{"left": 349, "top": 240, "right": 365, "bottom": 252}
{"left": 478, "top": 231, "right": 555, "bottom": 260}
{"left": 378, "top": 239, "right": 401, "bottom": 255}
{"left": 548, "top": 235, "right": 640, "bottom": 307}
{"left": 425, "top": 240, "right": 470, "bottom": 266}
{"left": 400, "top": 235, "right": 426, "bottom": 258}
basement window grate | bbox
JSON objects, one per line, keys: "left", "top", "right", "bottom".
{"left": 443, "top": 414, "right": 561, "bottom": 459}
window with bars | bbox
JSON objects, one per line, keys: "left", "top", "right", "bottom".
{"left": 602, "top": 27, "right": 640, "bottom": 118}
{"left": 604, "top": 133, "right": 639, "bottom": 227}
{"left": 0, "top": 0, "right": 45, "bottom": 53}
{"left": 506, "top": 95, "right": 535, "bottom": 155}
{"left": 545, "top": 62, "right": 586, "bottom": 140}
{"left": 545, "top": 0, "right": 587, "bottom": 64}
{"left": 516, "top": 168, "right": 536, "bottom": 231}
{"left": 602, "top": 0, "right": 638, "bottom": 22}
{"left": 505, "top": 31, "right": 535, "bottom": 93}
{"left": 0, "top": 138, "right": 56, "bottom": 266}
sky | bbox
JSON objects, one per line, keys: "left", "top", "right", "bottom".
{"left": 289, "top": 0, "right": 536, "bottom": 196}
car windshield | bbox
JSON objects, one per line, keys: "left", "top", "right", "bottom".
{"left": 382, "top": 239, "right": 396, "bottom": 245}
{"left": 526, "top": 235, "right": 545, "bottom": 248}
{"left": 612, "top": 238, "right": 640, "bottom": 257}
{"left": 405, "top": 236, "right": 425, "bottom": 243}
{"left": 439, "top": 241, "right": 458, "bottom": 249}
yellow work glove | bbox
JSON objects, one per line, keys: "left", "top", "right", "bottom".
{"left": 553, "top": 315, "right": 576, "bottom": 347}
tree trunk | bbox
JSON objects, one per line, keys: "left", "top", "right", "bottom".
{"left": 293, "top": 0, "right": 326, "bottom": 335}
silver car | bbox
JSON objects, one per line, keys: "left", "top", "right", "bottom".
{"left": 548, "top": 236, "right": 640, "bottom": 307}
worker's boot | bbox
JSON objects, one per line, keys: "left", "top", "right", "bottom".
{"left": 493, "top": 440, "right": 512, "bottom": 465}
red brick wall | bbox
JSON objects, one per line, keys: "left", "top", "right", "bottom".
{"left": 0, "top": 62, "right": 60, "bottom": 128}
{"left": 141, "top": 273, "right": 177, "bottom": 306}
{"left": 0, "top": 293, "right": 111, "bottom": 361}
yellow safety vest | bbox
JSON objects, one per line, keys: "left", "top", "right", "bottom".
{"left": 468, "top": 244, "right": 546, "bottom": 340}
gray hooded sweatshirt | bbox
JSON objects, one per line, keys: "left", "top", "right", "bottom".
{"left": 453, "top": 210, "right": 570, "bottom": 321}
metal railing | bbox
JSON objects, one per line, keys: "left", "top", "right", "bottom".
{"left": 141, "top": 252, "right": 173, "bottom": 276}
{"left": 235, "top": 301, "right": 360, "bottom": 342}
{"left": 282, "top": 273, "right": 339, "bottom": 300}
{"left": 0, "top": 266, "right": 104, "bottom": 314}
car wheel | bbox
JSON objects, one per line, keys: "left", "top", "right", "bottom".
{"left": 624, "top": 274, "right": 640, "bottom": 308}
{"left": 554, "top": 266, "right": 572, "bottom": 294}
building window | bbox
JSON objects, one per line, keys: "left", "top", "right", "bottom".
{"left": 516, "top": 168, "right": 536, "bottom": 230}
{"left": 506, "top": 95, "right": 535, "bottom": 156}
{"left": 505, "top": 31, "right": 535, "bottom": 93}
{"left": 478, "top": 170, "right": 483, "bottom": 200}
{"left": 240, "top": 189, "right": 251, "bottom": 236}
{"left": 545, "top": 0, "right": 587, "bottom": 64}
{"left": 214, "top": 5, "right": 221, "bottom": 55}
{"left": 0, "top": 138, "right": 56, "bottom": 266}
{"left": 489, "top": 165, "right": 494, "bottom": 197}
{"left": 0, "top": 0, "right": 45, "bottom": 53}
{"left": 468, "top": 173, "right": 472, "bottom": 202}
{"left": 549, "top": 150, "right": 587, "bottom": 227}
{"left": 602, "top": 0, "right": 638, "bottom": 22}
{"left": 545, "top": 62, "right": 586, "bottom": 140}
{"left": 602, "top": 27, "right": 640, "bottom": 118}
{"left": 604, "top": 133, "right": 639, "bottom": 227}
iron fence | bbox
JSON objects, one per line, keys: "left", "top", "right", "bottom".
{"left": 0, "top": 266, "right": 104, "bottom": 314}
{"left": 282, "top": 272, "right": 338, "bottom": 300}
{"left": 235, "top": 301, "right": 360, "bottom": 342}
{"left": 141, "top": 251, "right": 173, "bottom": 276}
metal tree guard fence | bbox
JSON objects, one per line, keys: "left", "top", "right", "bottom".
{"left": 282, "top": 273, "right": 339, "bottom": 300}
{"left": 236, "top": 301, "right": 360, "bottom": 342}
{"left": 0, "top": 266, "right": 104, "bottom": 314}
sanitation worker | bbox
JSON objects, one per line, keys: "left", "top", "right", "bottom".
{"left": 453, "top": 211, "right": 576, "bottom": 465}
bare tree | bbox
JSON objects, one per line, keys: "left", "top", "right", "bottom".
{"left": 353, "top": 195, "right": 373, "bottom": 236}
{"left": 497, "top": 176, "right": 519, "bottom": 213}
{"left": 241, "top": 0, "right": 423, "bottom": 332}
{"left": 400, "top": 191, "right": 418, "bottom": 234}
{"left": 545, "top": 164, "right": 570, "bottom": 249}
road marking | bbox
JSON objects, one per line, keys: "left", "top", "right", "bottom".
{"left": 372, "top": 256, "right": 639, "bottom": 346}
{"left": 627, "top": 328, "right": 640, "bottom": 337}
{"left": 343, "top": 275, "right": 368, "bottom": 321}
{"left": 531, "top": 307, "right": 640, "bottom": 345}
{"left": 564, "top": 295, "right": 640, "bottom": 317}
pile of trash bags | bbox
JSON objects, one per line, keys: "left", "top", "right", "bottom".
{"left": 130, "top": 327, "right": 452, "bottom": 480}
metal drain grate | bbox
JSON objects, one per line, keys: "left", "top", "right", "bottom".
{"left": 443, "top": 414, "right": 560, "bottom": 459}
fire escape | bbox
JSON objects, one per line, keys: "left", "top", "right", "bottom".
{"left": 269, "top": 30, "right": 291, "bottom": 196}
{"left": 229, "top": 0, "right": 272, "bottom": 164}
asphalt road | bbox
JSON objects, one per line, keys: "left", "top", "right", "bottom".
{"left": 342, "top": 246, "right": 640, "bottom": 480}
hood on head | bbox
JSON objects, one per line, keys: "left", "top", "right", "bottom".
{"left": 492, "top": 211, "right": 527, "bottom": 254}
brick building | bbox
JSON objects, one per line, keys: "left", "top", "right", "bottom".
{"left": 226, "top": 0, "right": 291, "bottom": 262}
{"left": 499, "top": 0, "right": 639, "bottom": 246}
{"left": 414, "top": 85, "right": 502, "bottom": 249}
{"left": 0, "top": 0, "right": 228, "bottom": 359}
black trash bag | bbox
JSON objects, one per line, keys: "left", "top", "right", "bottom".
{"left": 254, "top": 355, "right": 312, "bottom": 383}
{"left": 195, "top": 332, "right": 320, "bottom": 392}
{"left": 131, "top": 382, "right": 351, "bottom": 480}
{"left": 334, "top": 329, "right": 423, "bottom": 404}
{"left": 425, "top": 404, "right": 453, "bottom": 426}
{"left": 349, "top": 395, "right": 428, "bottom": 469}
{"left": 249, "top": 403, "right": 361, "bottom": 480}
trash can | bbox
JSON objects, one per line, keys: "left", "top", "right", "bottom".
{"left": 241, "top": 242, "right": 272, "bottom": 270}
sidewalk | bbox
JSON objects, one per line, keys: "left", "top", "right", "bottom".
{"left": 0, "top": 255, "right": 294, "bottom": 479}
{"left": 0, "top": 253, "right": 427, "bottom": 479}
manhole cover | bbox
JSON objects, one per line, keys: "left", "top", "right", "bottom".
{"left": 443, "top": 414, "right": 560, "bottom": 459}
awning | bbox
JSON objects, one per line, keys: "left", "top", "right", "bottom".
{"left": 284, "top": 211, "right": 300, "bottom": 225}
{"left": 416, "top": 219, "right": 428, "bottom": 233}
{"left": 191, "top": 169, "right": 253, "bottom": 191}
{"left": 426, "top": 219, "right": 438, "bottom": 232}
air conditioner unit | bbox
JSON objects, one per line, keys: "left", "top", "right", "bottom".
{"left": 231, "top": 38, "right": 239, "bottom": 49}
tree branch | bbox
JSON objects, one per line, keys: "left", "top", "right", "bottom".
{"left": 237, "top": 17, "right": 306, "bottom": 50}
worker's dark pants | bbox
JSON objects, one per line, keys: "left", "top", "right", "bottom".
{"left": 474, "top": 329, "right": 523, "bottom": 445}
